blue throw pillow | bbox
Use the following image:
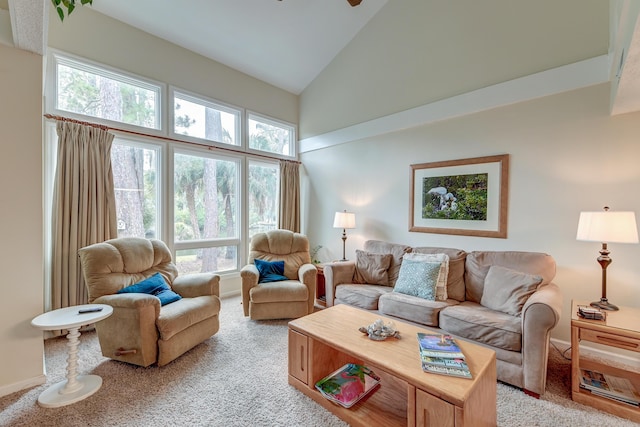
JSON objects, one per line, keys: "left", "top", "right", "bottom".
{"left": 254, "top": 258, "right": 288, "bottom": 283}
{"left": 393, "top": 259, "right": 441, "bottom": 300}
{"left": 117, "top": 272, "right": 182, "bottom": 306}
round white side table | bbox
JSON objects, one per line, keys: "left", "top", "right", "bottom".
{"left": 31, "top": 304, "right": 113, "bottom": 408}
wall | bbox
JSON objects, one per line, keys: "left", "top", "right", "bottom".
{"left": 299, "top": 0, "right": 608, "bottom": 139}
{"left": 0, "top": 44, "right": 45, "bottom": 395}
{"left": 301, "top": 82, "right": 640, "bottom": 345}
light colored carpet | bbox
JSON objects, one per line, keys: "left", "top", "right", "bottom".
{"left": 1, "top": 296, "right": 638, "bottom": 427}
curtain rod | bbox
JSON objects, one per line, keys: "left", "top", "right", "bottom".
{"left": 43, "top": 114, "right": 301, "bottom": 165}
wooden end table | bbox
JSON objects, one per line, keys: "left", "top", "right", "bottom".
{"left": 31, "top": 304, "right": 113, "bottom": 408}
{"left": 288, "top": 304, "right": 496, "bottom": 427}
{"left": 571, "top": 300, "right": 640, "bottom": 422}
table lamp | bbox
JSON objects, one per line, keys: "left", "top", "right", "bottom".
{"left": 333, "top": 210, "right": 356, "bottom": 261}
{"left": 576, "top": 206, "right": 639, "bottom": 311}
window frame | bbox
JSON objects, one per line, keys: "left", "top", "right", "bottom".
{"left": 169, "top": 145, "right": 244, "bottom": 273}
{"left": 170, "top": 87, "right": 244, "bottom": 149}
{"left": 247, "top": 111, "right": 297, "bottom": 159}
{"left": 46, "top": 49, "right": 167, "bottom": 137}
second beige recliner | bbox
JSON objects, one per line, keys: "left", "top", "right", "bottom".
{"left": 241, "top": 229, "right": 316, "bottom": 320}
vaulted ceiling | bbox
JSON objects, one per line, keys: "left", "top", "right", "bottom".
{"left": 3, "top": 0, "right": 640, "bottom": 114}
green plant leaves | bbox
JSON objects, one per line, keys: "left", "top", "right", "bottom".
{"left": 52, "top": 0, "right": 94, "bottom": 22}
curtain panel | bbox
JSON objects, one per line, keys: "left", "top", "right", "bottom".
{"left": 278, "top": 160, "right": 300, "bottom": 232}
{"left": 50, "top": 120, "right": 117, "bottom": 311}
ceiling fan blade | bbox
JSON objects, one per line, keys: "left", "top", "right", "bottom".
{"left": 347, "top": 0, "right": 362, "bottom": 6}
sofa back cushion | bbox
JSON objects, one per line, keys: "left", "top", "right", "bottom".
{"left": 412, "top": 247, "right": 467, "bottom": 301}
{"left": 465, "top": 251, "right": 556, "bottom": 304}
{"left": 364, "top": 240, "right": 411, "bottom": 286}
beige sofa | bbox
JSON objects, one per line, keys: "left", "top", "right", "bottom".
{"left": 323, "top": 240, "right": 562, "bottom": 398}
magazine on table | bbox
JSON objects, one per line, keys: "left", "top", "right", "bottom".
{"left": 315, "top": 363, "right": 381, "bottom": 408}
{"left": 416, "top": 333, "right": 472, "bottom": 378}
{"left": 417, "top": 332, "right": 465, "bottom": 358}
{"left": 579, "top": 368, "right": 640, "bottom": 404}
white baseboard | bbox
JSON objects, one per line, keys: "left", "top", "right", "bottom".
{"left": 0, "top": 374, "right": 46, "bottom": 399}
{"left": 550, "top": 338, "right": 640, "bottom": 370}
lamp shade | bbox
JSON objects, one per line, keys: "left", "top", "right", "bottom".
{"left": 333, "top": 211, "right": 356, "bottom": 229}
{"left": 576, "top": 210, "right": 639, "bottom": 244}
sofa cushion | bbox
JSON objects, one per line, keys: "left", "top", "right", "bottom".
{"left": 379, "top": 292, "right": 458, "bottom": 327}
{"left": 354, "top": 250, "right": 393, "bottom": 286}
{"left": 439, "top": 302, "right": 523, "bottom": 352}
{"left": 403, "top": 252, "right": 449, "bottom": 300}
{"left": 481, "top": 265, "right": 542, "bottom": 316}
{"left": 465, "top": 251, "right": 556, "bottom": 303}
{"left": 335, "top": 284, "right": 392, "bottom": 310}
{"left": 412, "top": 247, "right": 467, "bottom": 301}
{"left": 393, "top": 259, "right": 440, "bottom": 300}
{"left": 156, "top": 295, "right": 220, "bottom": 341}
{"left": 364, "top": 240, "right": 411, "bottom": 287}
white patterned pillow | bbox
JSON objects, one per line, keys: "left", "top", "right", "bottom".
{"left": 393, "top": 258, "right": 441, "bottom": 300}
{"left": 402, "top": 253, "right": 449, "bottom": 300}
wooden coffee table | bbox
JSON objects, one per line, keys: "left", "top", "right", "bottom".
{"left": 288, "top": 304, "right": 496, "bottom": 427}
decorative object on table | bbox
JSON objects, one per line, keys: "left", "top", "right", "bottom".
{"left": 576, "top": 206, "right": 639, "bottom": 311}
{"left": 409, "top": 154, "right": 509, "bottom": 238}
{"left": 417, "top": 332, "right": 472, "bottom": 378}
{"left": 577, "top": 305, "right": 606, "bottom": 321}
{"left": 333, "top": 210, "right": 356, "bottom": 261}
{"left": 358, "top": 318, "right": 399, "bottom": 340}
{"left": 315, "top": 363, "right": 381, "bottom": 408}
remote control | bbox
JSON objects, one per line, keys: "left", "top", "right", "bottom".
{"left": 78, "top": 307, "right": 103, "bottom": 314}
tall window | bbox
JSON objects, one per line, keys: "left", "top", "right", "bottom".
{"left": 248, "top": 160, "right": 279, "bottom": 238}
{"left": 112, "top": 140, "right": 161, "bottom": 239}
{"left": 173, "top": 150, "right": 240, "bottom": 274}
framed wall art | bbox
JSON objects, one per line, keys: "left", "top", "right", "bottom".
{"left": 409, "top": 154, "right": 509, "bottom": 238}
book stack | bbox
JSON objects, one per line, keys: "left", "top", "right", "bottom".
{"left": 577, "top": 305, "right": 606, "bottom": 320}
{"left": 417, "top": 332, "right": 472, "bottom": 379}
{"left": 314, "top": 363, "right": 381, "bottom": 408}
{"left": 580, "top": 368, "right": 640, "bottom": 407}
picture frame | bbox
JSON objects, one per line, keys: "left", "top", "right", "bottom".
{"left": 409, "top": 154, "right": 509, "bottom": 238}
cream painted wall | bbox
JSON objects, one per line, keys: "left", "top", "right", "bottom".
{"left": 47, "top": 6, "right": 298, "bottom": 125}
{"left": 0, "top": 44, "right": 45, "bottom": 395}
{"left": 301, "top": 83, "right": 640, "bottom": 345}
{"left": 299, "top": 0, "right": 609, "bottom": 139}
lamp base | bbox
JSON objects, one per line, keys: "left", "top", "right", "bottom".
{"left": 590, "top": 298, "right": 619, "bottom": 311}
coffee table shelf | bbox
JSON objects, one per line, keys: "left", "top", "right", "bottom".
{"left": 288, "top": 304, "right": 496, "bottom": 427}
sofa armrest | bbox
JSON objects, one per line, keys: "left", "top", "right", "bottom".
{"left": 323, "top": 261, "right": 356, "bottom": 307}
{"left": 299, "top": 263, "right": 318, "bottom": 314}
{"left": 172, "top": 273, "right": 220, "bottom": 298}
{"left": 240, "top": 264, "right": 260, "bottom": 316}
{"left": 520, "top": 282, "right": 563, "bottom": 396}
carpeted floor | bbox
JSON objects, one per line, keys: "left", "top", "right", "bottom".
{"left": 1, "top": 296, "right": 638, "bottom": 426}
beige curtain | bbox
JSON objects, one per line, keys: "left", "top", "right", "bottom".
{"left": 50, "top": 120, "right": 117, "bottom": 310}
{"left": 278, "top": 160, "right": 300, "bottom": 232}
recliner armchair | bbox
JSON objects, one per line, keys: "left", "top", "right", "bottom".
{"left": 78, "top": 237, "right": 221, "bottom": 367}
{"left": 241, "top": 229, "right": 316, "bottom": 320}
